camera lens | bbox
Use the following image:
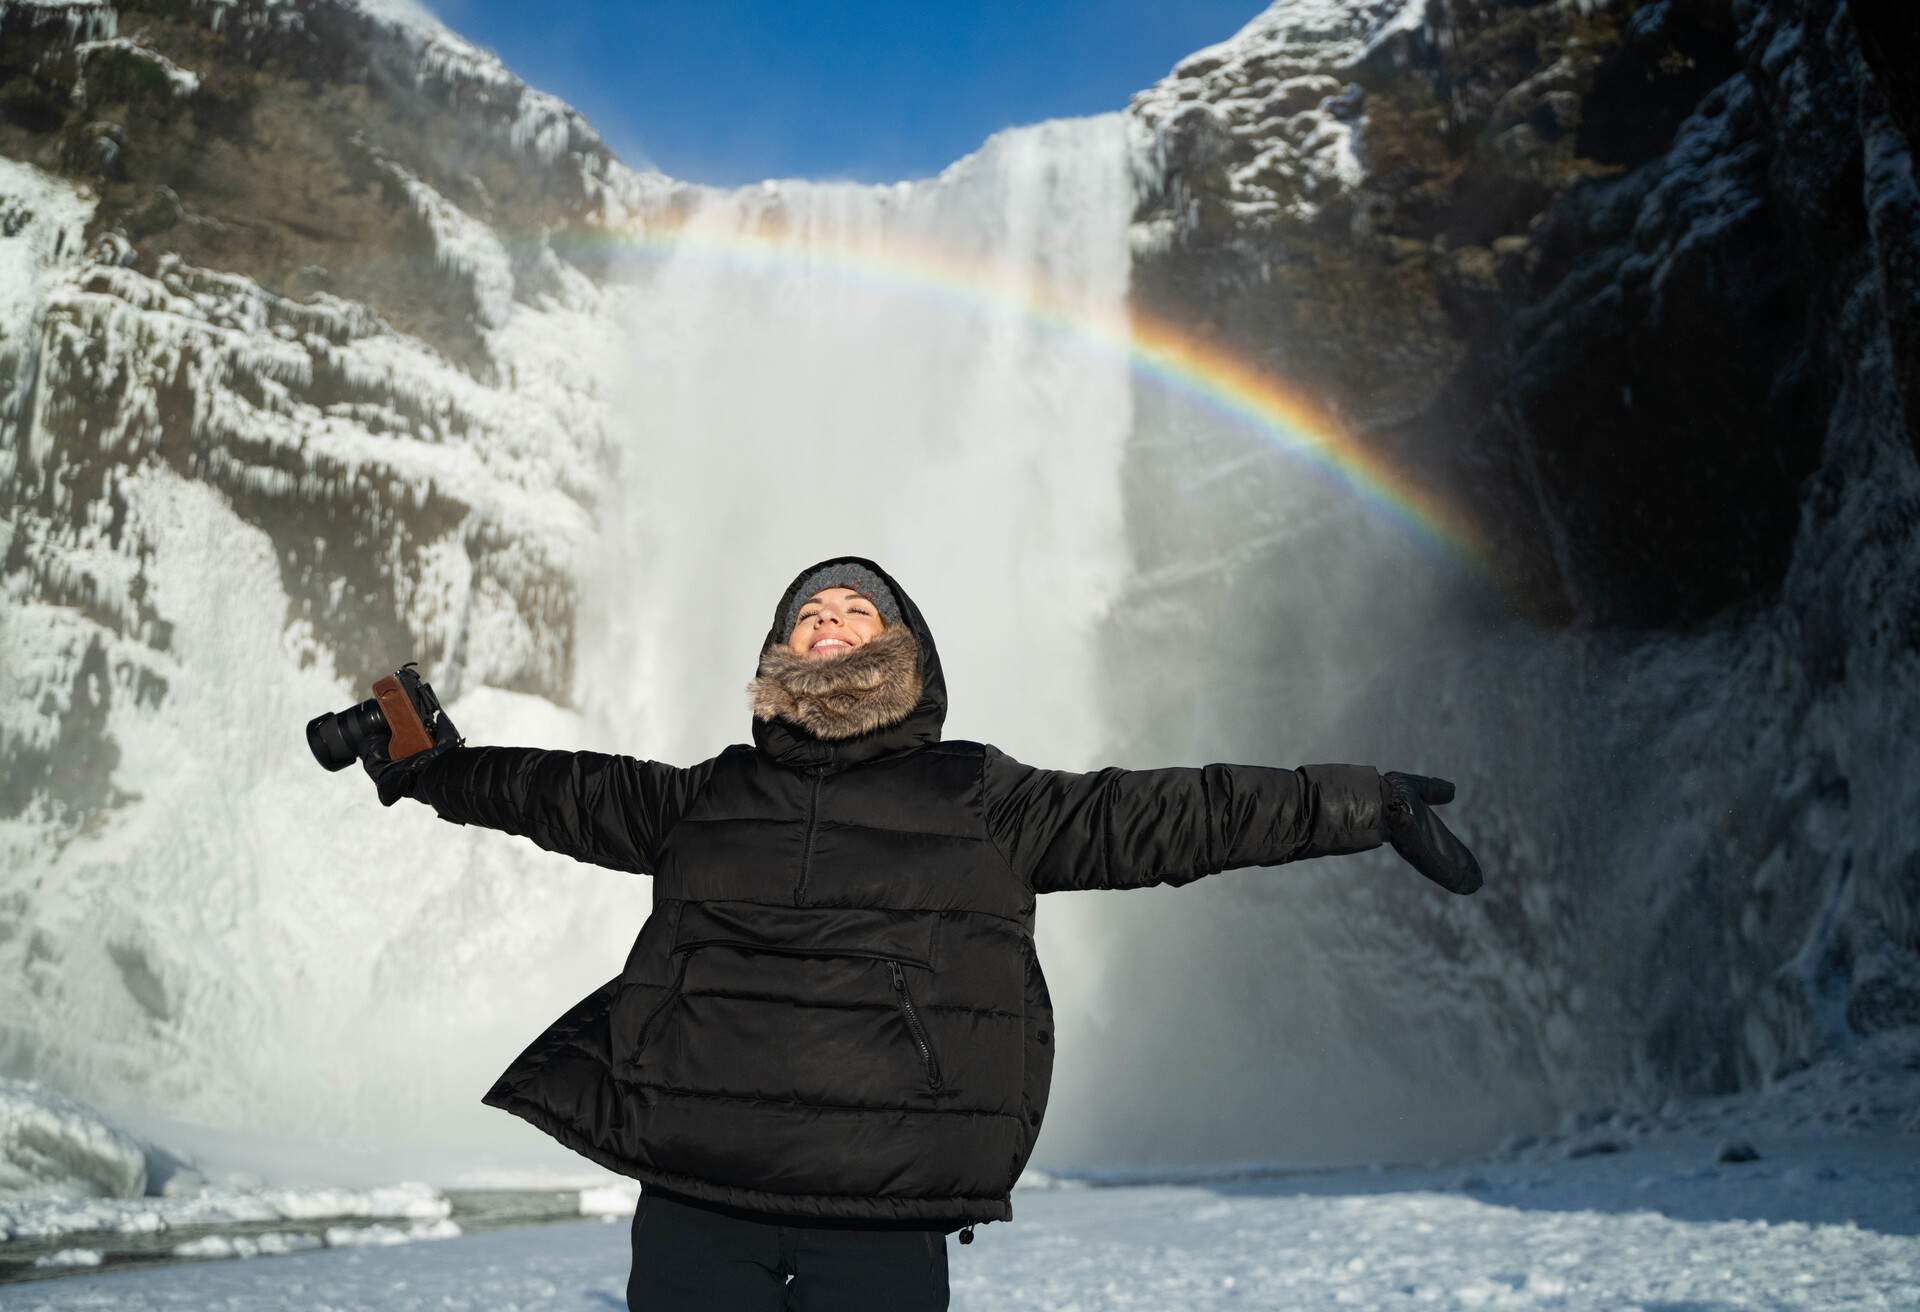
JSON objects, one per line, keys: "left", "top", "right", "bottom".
{"left": 306, "top": 697, "right": 389, "bottom": 771}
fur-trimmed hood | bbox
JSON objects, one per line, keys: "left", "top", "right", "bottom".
{"left": 747, "top": 624, "right": 923, "bottom": 741}
{"left": 747, "top": 557, "right": 946, "bottom": 770}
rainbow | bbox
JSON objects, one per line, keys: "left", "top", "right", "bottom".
{"left": 583, "top": 215, "right": 1491, "bottom": 569}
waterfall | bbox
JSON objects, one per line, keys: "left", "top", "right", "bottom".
{"left": 572, "top": 124, "right": 1145, "bottom": 1182}
{"left": 577, "top": 114, "right": 1139, "bottom": 788}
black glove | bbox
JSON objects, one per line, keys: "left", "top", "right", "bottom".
{"left": 358, "top": 706, "right": 463, "bottom": 808}
{"left": 1380, "top": 771, "right": 1483, "bottom": 895}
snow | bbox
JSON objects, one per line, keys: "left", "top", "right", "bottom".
{"left": 350, "top": 0, "right": 442, "bottom": 37}
{"left": 0, "top": 1081, "right": 147, "bottom": 1201}
{"left": 171, "top": 1232, "right": 321, "bottom": 1259}
{"left": 1, "top": 132, "right": 626, "bottom": 1174}
{"left": 576, "top": 1181, "right": 640, "bottom": 1217}
{"left": 6, "top": 1127, "right": 1915, "bottom": 1307}
{"left": 0, "top": 159, "right": 94, "bottom": 450}
{"left": 320, "top": 1218, "right": 461, "bottom": 1247}
{"left": 1128, "top": 0, "right": 1430, "bottom": 223}
{"left": 30, "top": 1247, "right": 102, "bottom": 1269}
{"left": 71, "top": 39, "right": 201, "bottom": 98}
{"left": 0, "top": 1, "right": 117, "bottom": 44}
{"left": 382, "top": 160, "right": 517, "bottom": 330}
{"left": 389, "top": 17, "right": 608, "bottom": 169}
{"left": 1365, "top": 0, "right": 1429, "bottom": 55}
{"left": 1168, "top": 0, "right": 1428, "bottom": 77}
{"left": 2, "top": 1172, "right": 454, "bottom": 1244}
{"left": 0, "top": 1034, "right": 1911, "bottom": 1304}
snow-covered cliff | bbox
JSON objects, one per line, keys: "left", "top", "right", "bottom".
{"left": 0, "top": 0, "right": 700, "bottom": 1175}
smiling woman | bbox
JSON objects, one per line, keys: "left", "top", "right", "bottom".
{"left": 749, "top": 569, "right": 927, "bottom": 741}
{"left": 363, "top": 553, "right": 1480, "bottom": 1311}
{"left": 788, "top": 588, "right": 887, "bottom": 657}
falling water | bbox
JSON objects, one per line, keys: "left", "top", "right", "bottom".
{"left": 576, "top": 115, "right": 1140, "bottom": 789}
{"left": 566, "top": 113, "right": 1144, "bottom": 1173}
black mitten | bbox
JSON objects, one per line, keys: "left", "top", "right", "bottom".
{"left": 1381, "top": 771, "right": 1483, "bottom": 895}
{"left": 358, "top": 706, "right": 463, "bottom": 807}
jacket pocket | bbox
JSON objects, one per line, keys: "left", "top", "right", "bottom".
{"left": 886, "top": 958, "right": 944, "bottom": 1092}
{"left": 649, "top": 935, "right": 946, "bottom": 1094}
{"left": 630, "top": 950, "right": 693, "bottom": 1061}
{"left": 672, "top": 902, "right": 936, "bottom": 969}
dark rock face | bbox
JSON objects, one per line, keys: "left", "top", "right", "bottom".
{"left": 1508, "top": 64, "right": 1825, "bottom": 628}
{"left": 1128, "top": 0, "right": 1915, "bottom": 630}
{"left": 1098, "top": 0, "right": 1920, "bottom": 1152}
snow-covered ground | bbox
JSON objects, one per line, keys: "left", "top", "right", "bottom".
{"left": 5, "top": 1033, "right": 1916, "bottom": 1308}
{"left": 7, "top": 1134, "right": 1917, "bottom": 1310}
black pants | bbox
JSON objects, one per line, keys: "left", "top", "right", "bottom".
{"left": 627, "top": 1188, "right": 950, "bottom": 1311}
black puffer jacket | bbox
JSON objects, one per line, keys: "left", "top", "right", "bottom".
{"left": 405, "top": 556, "right": 1390, "bottom": 1232}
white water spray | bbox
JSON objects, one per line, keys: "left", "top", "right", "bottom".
{"left": 578, "top": 115, "right": 1139, "bottom": 779}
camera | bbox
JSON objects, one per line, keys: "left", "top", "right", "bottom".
{"left": 307, "top": 662, "right": 452, "bottom": 771}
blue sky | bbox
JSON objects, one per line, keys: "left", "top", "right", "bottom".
{"left": 426, "top": 1, "right": 1267, "bottom": 186}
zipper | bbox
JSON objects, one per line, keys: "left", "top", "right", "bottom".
{"left": 888, "top": 958, "right": 943, "bottom": 1091}
{"left": 631, "top": 950, "right": 693, "bottom": 1059}
{"left": 792, "top": 765, "right": 826, "bottom": 905}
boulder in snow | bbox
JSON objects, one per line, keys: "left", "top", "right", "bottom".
{"left": 0, "top": 1078, "right": 148, "bottom": 1199}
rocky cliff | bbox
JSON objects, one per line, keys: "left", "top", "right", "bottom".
{"left": 0, "top": 0, "right": 700, "bottom": 1148}
{"left": 1, "top": 0, "right": 684, "bottom": 830}
{"left": 1126, "top": 0, "right": 1916, "bottom": 629}
{"left": 1080, "top": 0, "right": 1920, "bottom": 1154}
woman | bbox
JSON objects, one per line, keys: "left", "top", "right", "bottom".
{"left": 360, "top": 555, "right": 1482, "bottom": 1310}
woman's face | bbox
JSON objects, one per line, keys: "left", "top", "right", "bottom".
{"left": 786, "top": 587, "right": 886, "bottom": 658}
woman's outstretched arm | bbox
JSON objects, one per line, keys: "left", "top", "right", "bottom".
{"left": 398, "top": 745, "right": 720, "bottom": 876}
{"left": 980, "top": 743, "right": 1388, "bottom": 895}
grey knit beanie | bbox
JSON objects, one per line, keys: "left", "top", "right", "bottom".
{"left": 783, "top": 563, "right": 902, "bottom": 635}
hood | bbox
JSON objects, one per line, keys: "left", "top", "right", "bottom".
{"left": 749, "top": 556, "right": 947, "bottom": 770}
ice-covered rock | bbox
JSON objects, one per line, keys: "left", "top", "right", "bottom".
{"left": 32, "top": 1246, "right": 104, "bottom": 1267}
{"left": 0, "top": 1078, "right": 148, "bottom": 1199}
{"left": 0, "top": 0, "right": 695, "bottom": 1174}
{"left": 173, "top": 1230, "right": 324, "bottom": 1259}
{"left": 1129, "top": 0, "right": 1428, "bottom": 226}
{"left": 321, "top": 1216, "right": 460, "bottom": 1246}
{"left": 578, "top": 1179, "right": 641, "bottom": 1216}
